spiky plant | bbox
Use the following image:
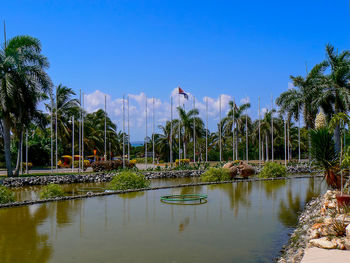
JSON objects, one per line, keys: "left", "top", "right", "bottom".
{"left": 310, "top": 127, "right": 341, "bottom": 188}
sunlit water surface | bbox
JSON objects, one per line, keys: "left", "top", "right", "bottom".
{"left": 0, "top": 177, "right": 325, "bottom": 263}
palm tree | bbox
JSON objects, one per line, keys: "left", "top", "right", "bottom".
{"left": 176, "top": 107, "right": 204, "bottom": 159}
{"left": 46, "top": 84, "right": 80, "bottom": 155}
{"left": 0, "top": 35, "right": 51, "bottom": 176}
{"left": 276, "top": 62, "right": 327, "bottom": 159}
{"left": 316, "top": 44, "right": 350, "bottom": 152}
{"left": 223, "top": 101, "right": 250, "bottom": 160}
{"left": 155, "top": 120, "right": 175, "bottom": 162}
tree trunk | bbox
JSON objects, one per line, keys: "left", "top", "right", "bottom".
{"left": 1, "top": 118, "right": 13, "bottom": 176}
{"left": 14, "top": 130, "right": 23, "bottom": 176}
{"left": 334, "top": 107, "right": 341, "bottom": 153}
{"left": 261, "top": 139, "right": 264, "bottom": 162}
{"left": 308, "top": 127, "right": 311, "bottom": 162}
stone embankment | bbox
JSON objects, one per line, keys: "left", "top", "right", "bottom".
{"left": 278, "top": 190, "right": 350, "bottom": 263}
{"left": 1, "top": 170, "right": 205, "bottom": 187}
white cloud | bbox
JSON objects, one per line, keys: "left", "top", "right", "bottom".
{"left": 288, "top": 82, "right": 294, "bottom": 90}
{"left": 84, "top": 89, "right": 259, "bottom": 140}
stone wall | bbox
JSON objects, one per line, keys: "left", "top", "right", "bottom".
{"left": 2, "top": 170, "right": 205, "bottom": 187}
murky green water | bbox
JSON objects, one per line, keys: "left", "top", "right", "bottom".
{"left": 0, "top": 177, "right": 325, "bottom": 263}
{"left": 12, "top": 177, "right": 201, "bottom": 201}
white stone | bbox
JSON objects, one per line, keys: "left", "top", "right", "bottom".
{"left": 346, "top": 224, "right": 350, "bottom": 239}
{"left": 309, "top": 237, "right": 337, "bottom": 249}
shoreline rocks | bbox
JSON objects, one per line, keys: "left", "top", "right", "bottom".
{"left": 278, "top": 190, "right": 350, "bottom": 262}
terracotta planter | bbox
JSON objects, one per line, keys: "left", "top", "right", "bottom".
{"left": 336, "top": 194, "right": 350, "bottom": 207}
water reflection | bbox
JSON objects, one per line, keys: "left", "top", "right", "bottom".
{"left": 0, "top": 176, "right": 326, "bottom": 263}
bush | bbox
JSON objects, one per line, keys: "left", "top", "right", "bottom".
{"left": 259, "top": 162, "right": 287, "bottom": 178}
{"left": 0, "top": 186, "right": 15, "bottom": 204}
{"left": 175, "top": 159, "right": 190, "bottom": 166}
{"left": 91, "top": 160, "right": 136, "bottom": 172}
{"left": 134, "top": 157, "right": 153, "bottom": 164}
{"left": 40, "top": 184, "right": 65, "bottom": 199}
{"left": 200, "top": 167, "right": 231, "bottom": 182}
{"left": 73, "top": 160, "right": 91, "bottom": 169}
{"left": 21, "top": 162, "right": 33, "bottom": 170}
{"left": 108, "top": 170, "right": 150, "bottom": 190}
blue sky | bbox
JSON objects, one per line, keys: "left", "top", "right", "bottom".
{"left": 2, "top": 1, "right": 350, "bottom": 140}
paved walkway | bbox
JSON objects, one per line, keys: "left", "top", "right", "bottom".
{"left": 301, "top": 248, "right": 350, "bottom": 263}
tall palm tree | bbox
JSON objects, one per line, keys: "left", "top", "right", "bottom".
{"left": 155, "top": 120, "right": 175, "bottom": 162}
{"left": 276, "top": 62, "right": 327, "bottom": 159}
{"left": 223, "top": 101, "right": 250, "bottom": 159}
{"left": 0, "top": 35, "right": 51, "bottom": 176}
{"left": 316, "top": 44, "right": 350, "bottom": 152}
{"left": 176, "top": 107, "right": 204, "bottom": 159}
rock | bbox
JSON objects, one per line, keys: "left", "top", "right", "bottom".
{"left": 309, "top": 229, "right": 320, "bottom": 239}
{"left": 309, "top": 237, "right": 337, "bottom": 249}
{"left": 223, "top": 162, "right": 238, "bottom": 178}
{"left": 238, "top": 161, "right": 255, "bottom": 178}
{"left": 346, "top": 224, "right": 350, "bottom": 239}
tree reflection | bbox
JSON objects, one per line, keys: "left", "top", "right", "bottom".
{"left": 262, "top": 179, "right": 286, "bottom": 199}
{"left": 0, "top": 205, "right": 53, "bottom": 263}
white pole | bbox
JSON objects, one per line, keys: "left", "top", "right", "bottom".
{"left": 145, "top": 96, "right": 148, "bottom": 168}
{"left": 51, "top": 96, "right": 53, "bottom": 174}
{"left": 284, "top": 116, "right": 287, "bottom": 167}
{"left": 170, "top": 96, "right": 173, "bottom": 166}
{"left": 287, "top": 120, "right": 290, "bottom": 161}
{"left": 79, "top": 89, "right": 81, "bottom": 172}
{"left": 232, "top": 97, "right": 235, "bottom": 161}
{"left": 219, "top": 95, "right": 222, "bottom": 162}
{"left": 193, "top": 96, "right": 196, "bottom": 163}
{"left": 72, "top": 116, "right": 74, "bottom": 172}
{"left": 206, "top": 97, "right": 208, "bottom": 162}
{"left": 25, "top": 130, "right": 28, "bottom": 174}
{"left": 178, "top": 91, "right": 181, "bottom": 164}
{"left": 246, "top": 108, "right": 248, "bottom": 162}
{"left": 55, "top": 86, "right": 58, "bottom": 173}
{"left": 258, "top": 96, "right": 261, "bottom": 166}
{"left": 127, "top": 96, "right": 130, "bottom": 162}
{"left": 82, "top": 92, "right": 84, "bottom": 171}
{"left": 298, "top": 105, "right": 301, "bottom": 163}
{"left": 104, "top": 95, "right": 107, "bottom": 161}
{"left": 123, "top": 94, "right": 125, "bottom": 168}
{"left": 152, "top": 97, "right": 155, "bottom": 165}
{"left": 271, "top": 95, "right": 274, "bottom": 162}
{"left": 20, "top": 132, "right": 23, "bottom": 175}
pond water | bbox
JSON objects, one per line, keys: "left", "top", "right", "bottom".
{"left": 0, "top": 177, "right": 325, "bottom": 263}
{"left": 12, "top": 177, "right": 201, "bottom": 202}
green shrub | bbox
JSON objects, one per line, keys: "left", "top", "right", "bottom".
{"left": 0, "top": 186, "right": 15, "bottom": 204}
{"left": 108, "top": 170, "right": 150, "bottom": 190}
{"left": 200, "top": 167, "right": 231, "bottom": 182}
{"left": 40, "top": 184, "right": 65, "bottom": 199}
{"left": 134, "top": 157, "right": 153, "bottom": 164}
{"left": 259, "top": 162, "right": 287, "bottom": 178}
{"left": 91, "top": 160, "right": 135, "bottom": 172}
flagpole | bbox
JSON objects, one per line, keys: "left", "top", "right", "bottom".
{"left": 246, "top": 107, "right": 248, "bottom": 162}
{"left": 219, "top": 95, "right": 222, "bottom": 162}
{"left": 271, "top": 95, "right": 274, "bottom": 162}
{"left": 104, "top": 95, "right": 107, "bottom": 161}
{"left": 72, "top": 116, "right": 74, "bottom": 172}
{"left": 258, "top": 96, "right": 261, "bottom": 166}
{"left": 25, "top": 130, "right": 28, "bottom": 174}
{"left": 145, "top": 96, "right": 148, "bottom": 168}
{"left": 128, "top": 96, "right": 130, "bottom": 162}
{"left": 298, "top": 104, "right": 301, "bottom": 163}
{"left": 51, "top": 95, "right": 53, "bottom": 174}
{"left": 170, "top": 96, "right": 173, "bottom": 166}
{"left": 193, "top": 96, "right": 196, "bottom": 163}
{"left": 55, "top": 86, "right": 58, "bottom": 173}
{"left": 287, "top": 120, "right": 290, "bottom": 161}
{"left": 82, "top": 92, "right": 84, "bottom": 171}
{"left": 206, "top": 97, "right": 208, "bottom": 162}
{"left": 152, "top": 97, "right": 155, "bottom": 165}
{"left": 123, "top": 94, "right": 125, "bottom": 168}
{"left": 178, "top": 90, "right": 181, "bottom": 165}
{"left": 284, "top": 116, "right": 287, "bottom": 167}
{"left": 232, "top": 97, "right": 235, "bottom": 161}
{"left": 79, "top": 89, "right": 81, "bottom": 172}
{"left": 20, "top": 132, "right": 23, "bottom": 175}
